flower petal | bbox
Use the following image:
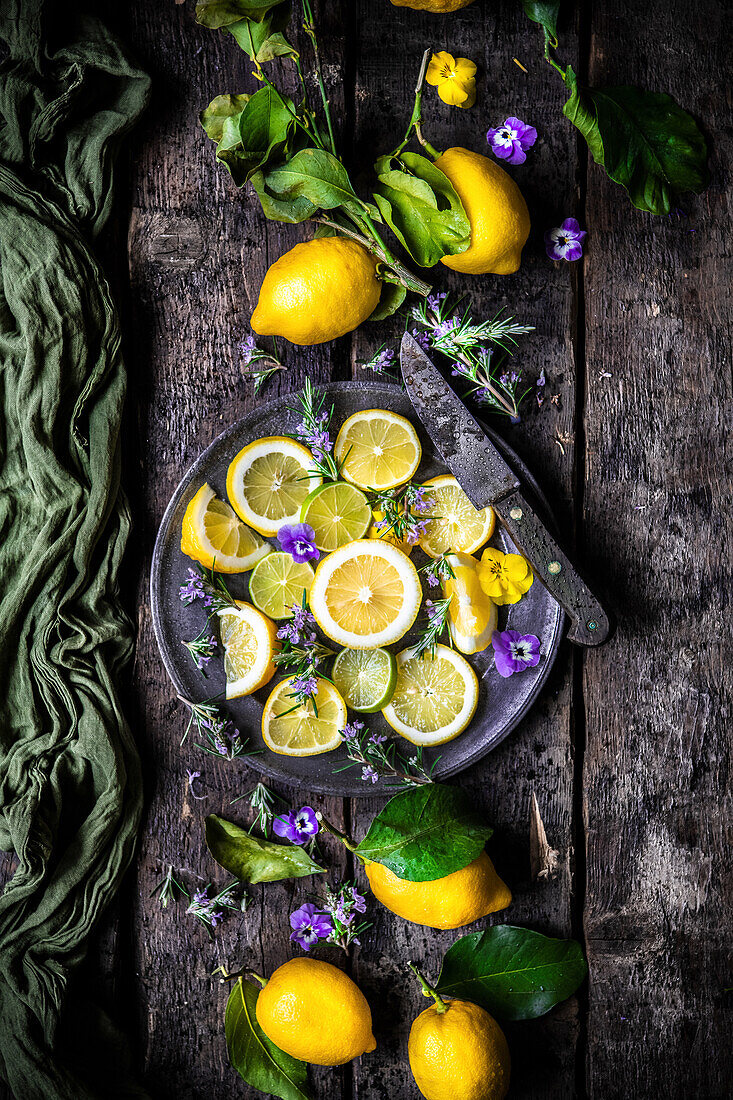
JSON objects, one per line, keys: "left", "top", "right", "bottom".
{"left": 453, "top": 57, "right": 477, "bottom": 80}
{"left": 426, "top": 51, "right": 455, "bottom": 85}
{"left": 457, "top": 84, "right": 476, "bottom": 109}
{"left": 438, "top": 81, "right": 470, "bottom": 106}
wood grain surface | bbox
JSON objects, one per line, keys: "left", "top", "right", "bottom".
{"left": 1, "top": 1, "right": 728, "bottom": 1098}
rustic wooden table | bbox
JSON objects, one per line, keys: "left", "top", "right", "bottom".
{"left": 40, "top": 1, "right": 731, "bottom": 1097}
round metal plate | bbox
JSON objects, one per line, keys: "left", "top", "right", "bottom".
{"left": 150, "top": 381, "right": 564, "bottom": 796}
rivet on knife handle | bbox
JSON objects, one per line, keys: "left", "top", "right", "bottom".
{"left": 495, "top": 489, "right": 610, "bottom": 647}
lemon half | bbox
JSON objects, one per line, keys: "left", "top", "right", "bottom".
{"left": 418, "top": 474, "right": 494, "bottom": 558}
{"left": 180, "top": 483, "right": 270, "bottom": 573}
{"left": 382, "top": 643, "right": 479, "bottom": 746}
{"left": 218, "top": 601, "right": 279, "bottom": 698}
{"left": 334, "top": 409, "right": 421, "bottom": 490}
{"left": 262, "top": 677, "right": 346, "bottom": 756}
{"left": 226, "top": 436, "right": 321, "bottom": 537}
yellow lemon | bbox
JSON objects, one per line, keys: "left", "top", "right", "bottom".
{"left": 389, "top": 0, "right": 476, "bottom": 10}
{"left": 180, "top": 484, "right": 270, "bottom": 573}
{"left": 434, "top": 147, "right": 530, "bottom": 275}
{"left": 309, "top": 540, "right": 422, "bottom": 649}
{"left": 443, "top": 551, "right": 497, "bottom": 654}
{"left": 217, "top": 601, "right": 279, "bottom": 698}
{"left": 365, "top": 851, "right": 511, "bottom": 929}
{"left": 409, "top": 997, "right": 510, "bottom": 1100}
{"left": 261, "top": 676, "right": 346, "bottom": 756}
{"left": 418, "top": 474, "right": 494, "bottom": 557}
{"left": 382, "top": 644, "right": 478, "bottom": 746}
{"left": 334, "top": 409, "right": 422, "bottom": 490}
{"left": 256, "top": 957, "right": 377, "bottom": 1065}
{"left": 250, "top": 238, "right": 381, "bottom": 346}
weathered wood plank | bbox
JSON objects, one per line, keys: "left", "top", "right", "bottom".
{"left": 349, "top": 3, "right": 582, "bottom": 1097}
{"left": 582, "top": 1, "right": 733, "bottom": 1096}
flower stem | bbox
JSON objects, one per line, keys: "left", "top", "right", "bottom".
{"left": 543, "top": 28, "right": 566, "bottom": 78}
{"left": 248, "top": 971, "right": 268, "bottom": 988}
{"left": 408, "top": 961, "right": 447, "bottom": 1013}
{"left": 315, "top": 810, "right": 357, "bottom": 852}
{"left": 393, "top": 49, "right": 441, "bottom": 160}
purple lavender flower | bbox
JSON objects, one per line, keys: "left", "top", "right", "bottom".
{"left": 369, "top": 731, "right": 388, "bottom": 746}
{"left": 273, "top": 806, "right": 319, "bottom": 845}
{"left": 186, "top": 769, "right": 205, "bottom": 800}
{"left": 544, "top": 218, "right": 587, "bottom": 262}
{"left": 277, "top": 522, "right": 320, "bottom": 564}
{"left": 341, "top": 720, "right": 365, "bottom": 742}
{"left": 487, "top": 116, "right": 537, "bottom": 165}
{"left": 362, "top": 765, "right": 379, "bottom": 784}
{"left": 410, "top": 328, "right": 431, "bottom": 351}
{"left": 426, "top": 291, "right": 447, "bottom": 314}
{"left": 291, "top": 674, "right": 318, "bottom": 698}
{"left": 492, "top": 629, "right": 541, "bottom": 678}
{"left": 179, "top": 568, "right": 212, "bottom": 607}
{"left": 289, "top": 902, "right": 334, "bottom": 951}
{"left": 363, "top": 346, "right": 396, "bottom": 374}
{"left": 296, "top": 411, "right": 332, "bottom": 461}
{"left": 277, "top": 604, "right": 317, "bottom": 645}
{"left": 240, "top": 333, "right": 258, "bottom": 366}
{"left": 433, "top": 316, "right": 460, "bottom": 339}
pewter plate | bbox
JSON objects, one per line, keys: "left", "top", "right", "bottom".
{"left": 150, "top": 382, "right": 564, "bottom": 796}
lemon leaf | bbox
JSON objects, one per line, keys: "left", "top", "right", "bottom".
{"left": 251, "top": 168, "right": 319, "bottom": 222}
{"left": 227, "top": 4, "right": 298, "bottom": 63}
{"left": 200, "top": 93, "right": 250, "bottom": 143}
{"left": 521, "top": 1, "right": 560, "bottom": 40}
{"left": 196, "top": 0, "right": 282, "bottom": 28}
{"left": 266, "top": 148, "right": 370, "bottom": 218}
{"left": 206, "top": 815, "right": 326, "bottom": 883}
{"left": 435, "top": 925, "right": 588, "bottom": 1021}
{"left": 372, "top": 152, "right": 470, "bottom": 268}
{"left": 355, "top": 784, "right": 492, "bottom": 882}
{"left": 226, "top": 978, "right": 313, "bottom": 1100}
{"left": 369, "top": 280, "right": 406, "bottom": 321}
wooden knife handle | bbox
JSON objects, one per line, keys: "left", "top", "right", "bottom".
{"left": 495, "top": 489, "right": 610, "bottom": 647}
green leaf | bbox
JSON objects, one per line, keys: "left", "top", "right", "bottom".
{"left": 355, "top": 784, "right": 492, "bottom": 882}
{"left": 228, "top": 3, "right": 297, "bottom": 62}
{"left": 200, "top": 93, "right": 250, "bottom": 143}
{"left": 368, "top": 280, "right": 407, "bottom": 321}
{"left": 206, "top": 815, "right": 325, "bottom": 883}
{"left": 521, "top": 1, "right": 560, "bottom": 39}
{"left": 563, "top": 65, "right": 709, "bottom": 215}
{"left": 237, "top": 84, "right": 298, "bottom": 179}
{"left": 251, "top": 168, "right": 319, "bottom": 222}
{"left": 372, "top": 152, "right": 470, "bottom": 268}
{"left": 226, "top": 978, "right": 312, "bottom": 1100}
{"left": 435, "top": 925, "right": 588, "bottom": 1021}
{"left": 196, "top": 0, "right": 281, "bottom": 29}
{"left": 266, "top": 148, "right": 368, "bottom": 218}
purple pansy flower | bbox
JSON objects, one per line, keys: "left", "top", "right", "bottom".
{"left": 273, "top": 806, "right": 320, "bottom": 845}
{"left": 487, "top": 116, "right": 537, "bottom": 165}
{"left": 277, "top": 522, "right": 320, "bottom": 563}
{"left": 289, "top": 902, "right": 334, "bottom": 951}
{"left": 544, "top": 218, "right": 587, "bottom": 262}
{"left": 492, "top": 630, "right": 541, "bottom": 678}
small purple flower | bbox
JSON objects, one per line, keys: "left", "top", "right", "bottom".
{"left": 240, "top": 333, "right": 258, "bottom": 366}
{"left": 410, "top": 328, "right": 431, "bottom": 351}
{"left": 426, "top": 291, "right": 447, "bottom": 314}
{"left": 278, "top": 522, "right": 320, "bottom": 564}
{"left": 362, "top": 765, "right": 379, "bottom": 784}
{"left": 277, "top": 604, "right": 317, "bottom": 645}
{"left": 289, "top": 902, "right": 333, "bottom": 951}
{"left": 487, "top": 116, "right": 537, "bottom": 166}
{"left": 537, "top": 368, "right": 546, "bottom": 389}
{"left": 544, "top": 218, "right": 587, "bottom": 262}
{"left": 295, "top": 411, "right": 332, "bottom": 461}
{"left": 341, "top": 720, "right": 365, "bottom": 742}
{"left": 291, "top": 674, "right": 318, "bottom": 698}
{"left": 433, "top": 316, "right": 459, "bottom": 339}
{"left": 492, "top": 629, "right": 541, "bottom": 678}
{"left": 179, "top": 568, "right": 212, "bottom": 607}
{"left": 186, "top": 769, "right": 205, "bottom": 800}
{"left": 273, "top": 806, "right": 320, "bottom": 845}
{"left": 409, "top": 485, "right": 430, "bottom": 513}
{"left": 368, "top": 731, "right": 388, "bottom": 746}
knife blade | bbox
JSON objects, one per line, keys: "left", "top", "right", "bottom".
{"left": 401, "top": 332, "right": 609, "bottom": 647}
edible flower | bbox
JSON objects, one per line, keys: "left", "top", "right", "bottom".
{"left": 477, "top": 547, "right": 534, "bottom": 605}
{"left": 289, "top": 902, "right": 333, "bottom": 951}
{"left": 492, "top": 629, "right": 541, "bottom": 678}
{"left": 487, "top": 116, "right": 537, "bottom": 165}
{"left": 277, "top": 522, "right": 320, "bottom": 563}
{"left": 426, "top": 52, "right": 477, "bottom": 109}
{"left": 273, "top": 805, "right": 320, "bottom": 845}
{"left": 544, "top": 217, "right": 587, "bottom": 262}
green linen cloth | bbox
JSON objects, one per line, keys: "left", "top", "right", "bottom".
{"left": 0, "top": 2, "right": 149, "bottom": 1097}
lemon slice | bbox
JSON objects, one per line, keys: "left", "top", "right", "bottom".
{"left": 418, "top": 474, "right": 495, "bottom": 558}
{"left": 334, "top": 409, "right": 421, "bottom": 490}
{"left": 248, "top": 551, "right": 315, "bottom": 620}
{"left": 382, "top": 644, "right": 479, "bottom": 746}
{"left": 368, "top": 508, "right": 413, "bottom": 556}
{"left": 262, "top": 677, "right": 346, "bottom": 756}
{"left": 180, "top": 484, "right": 271, "bottom": 573}
{"left": 309, "top": 540, "right": 422, "bottom": 649}
{"left": 443, "top": 552, "right": 498, "bottom": 655}
{"left": 218, "top": 601, "right": 279, "bottom": 699}
{"left": 226, "top": 437, "right": 322, "bottom": 537}
{"left": 300, "top": 481, "right": 372, "bottom": 551}
{"left": 332, "top": 648, "right": 397, "bottom": 713}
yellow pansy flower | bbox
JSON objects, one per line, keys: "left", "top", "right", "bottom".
{"left": 477, "top": 547, "right": 534, "bottom": 606}
{"left": 426, "top": 51, "right": 477, "bottom": 109}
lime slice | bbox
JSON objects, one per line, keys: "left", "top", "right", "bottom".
{"left": 249, "top": 551, "right": 315, "bottom": 620}
{"left": 300, "top": 481, "right": 371, "bottom": 552}
{"left": 332, "top": 647, "right": 397, "bottom": 713}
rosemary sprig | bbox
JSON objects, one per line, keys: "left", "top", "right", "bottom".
{"left": 151, "top": 865, "right": 187, "bottom": 908}
{"left": 335, "top": 720, "right": 437, "bottom": 786}
{"left": 288, "top": 378, "right": 342, "bottom": 481}
{"left": 186, "top": 881, "right": 247, "bottom": 937}
{"left": 367, "top": 482, "right": 433, "bottom": 546}
{"left": 411, "top": 597, "right": 452, "bottom": 659}
{"left": 178, "top": 563, "right": 239, "bottom": 614}
{"left": 240, "top": 333, "right": 286, "bottom": 394}
{"left": 274, "top": 601, "right": 335, "bottom": 705}
{"left": 177, "top": 695, "right": 250, "bottom": 759}
{"left": 182, "top": 624, "right": 217, "bottom": 675}
{"left": 419, "top": 553, "right": 455, "bottom": 589}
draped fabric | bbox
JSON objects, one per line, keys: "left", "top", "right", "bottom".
{"left": 0, "top": 2, "right": 149, "bottom": 1095}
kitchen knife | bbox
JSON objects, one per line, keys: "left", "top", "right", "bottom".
{"left": 400, "top": 332, "right": 609, "bottom": 647}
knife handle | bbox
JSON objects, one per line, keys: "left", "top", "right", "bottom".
{"left": 495, "top": 489, "right": 610, "bottom": 647}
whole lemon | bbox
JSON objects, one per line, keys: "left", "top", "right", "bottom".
{"left": 255, "top": 957, "right": 377, "bottom": 1065}
{"left": 364, "top": 851, "right": 511, "bottom": 929}
{"left": 389, "top": 0, "right": 476, "bottom": 10}
{"left": 409, "top": 998, "right": 510, "bottom": 1100}
{"left": 250, "top": 237, "right": 381, "bottom": 346}
{"left": 434, "top": 147, "right": 530, "bottom": 274}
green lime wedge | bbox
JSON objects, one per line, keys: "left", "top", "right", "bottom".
{"left": 331, "top": 647, "right": 397, "bottom": 713}
{"left": 248, "top": 551, "right": 315, "bottom": 620}
{"left": 300, "top": 481, "right": 371, "bottom": 552}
